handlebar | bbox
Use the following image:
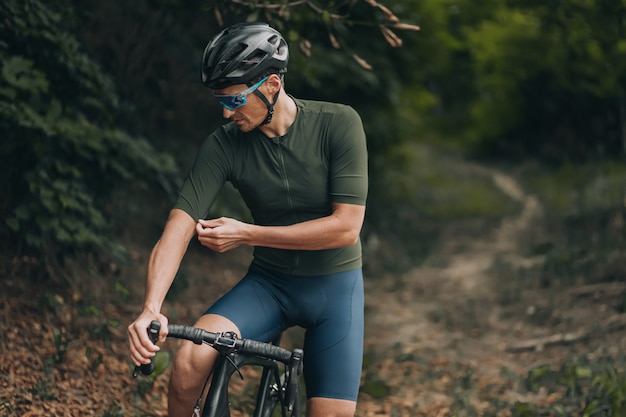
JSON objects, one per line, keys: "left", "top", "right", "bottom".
{"left": 167, "top": 323, "right": 296, "bottom": 363}
{"left": 133, "top": 321, "right": 302, "bottom": 376}
{"left": 133, "top": 321, "right": 304, "bottom": 413}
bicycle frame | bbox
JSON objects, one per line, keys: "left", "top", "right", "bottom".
{"left": 202, "top": 352, "right": 284, "bottom": 417}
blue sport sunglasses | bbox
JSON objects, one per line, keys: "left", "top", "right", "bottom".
{"left": 213, "top": 76, "right": 269, "bottom": 110}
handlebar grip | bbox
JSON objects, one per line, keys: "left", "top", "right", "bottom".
{"left": 132, "top": 320, "right": 161, "bottom": 377}
{"left": 168, "top": 324, "right": 216, "bottom": 345}
{"left": 239, "top": 339, "right": 292, "bottom": 362}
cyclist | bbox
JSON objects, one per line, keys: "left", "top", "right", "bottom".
{"left": 128, "top": 22, "right": 368, "bottom": 417}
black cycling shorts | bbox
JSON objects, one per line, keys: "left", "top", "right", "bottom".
{"left": 205, "top": 263, "right": 364, "bottom": 401}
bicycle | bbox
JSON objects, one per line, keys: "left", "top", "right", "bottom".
{"left": 133, "top": 321, "right": 304, "bottom": 417}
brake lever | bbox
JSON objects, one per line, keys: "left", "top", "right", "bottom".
{"left": 285, "top": 349, "right": 304, "bottom": 411}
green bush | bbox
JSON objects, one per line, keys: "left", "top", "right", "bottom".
{"left": 520, "top": 358, "right": 626, "bottom": 416}
{"left": 0, "top": 0, "right": 178, "bottom": 274}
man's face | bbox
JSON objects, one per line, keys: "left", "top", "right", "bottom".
{"left": 214, "top": 79, "right": 270, "bottom": 132}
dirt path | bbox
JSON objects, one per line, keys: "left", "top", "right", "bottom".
{"left": 358, "top": 164, "right": 626, "bottom": 416}
{"left": 359, "top": 167, "right": 548, "bottom": 416}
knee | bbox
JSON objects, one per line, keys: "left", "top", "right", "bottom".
{"left": 170, "top": 342, "right": 215, "bottom": 394}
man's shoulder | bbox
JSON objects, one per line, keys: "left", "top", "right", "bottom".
{"left": 294, "top": 99, "right": 360, "bottom": 123}
{"left": 209, "top": 121, "right": 253, "bottom": 143}
{"left": 294, "top": 97, "right": 358, "bottom": 118}
{"left": 199, "top": 122, "right": 245, "bottom": 154}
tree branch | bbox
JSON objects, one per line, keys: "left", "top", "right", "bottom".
{"left": 506, "top": 314, "right": 626, "bottom": 352}
{"left": 219, "top": 0, "right": 420, "bottom": 70}
{"left": 227, "top": 0, "right": 309, "bottom": 9}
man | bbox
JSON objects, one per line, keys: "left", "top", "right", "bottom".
{"left": 128, "top": 22, "right": 368, "bottom": 417}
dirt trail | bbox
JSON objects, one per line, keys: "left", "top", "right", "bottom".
{"left": 359, "top": 167, "right": 546, "bottom": 415}
{"left": 363, "top": 166, "right": 542, "bottom": 341}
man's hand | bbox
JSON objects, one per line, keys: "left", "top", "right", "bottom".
{"left": 196, "top": 217, "right": 248, "bottom": 253}
{"left": 128, "top": 311, "right": 168, "bottom": 367}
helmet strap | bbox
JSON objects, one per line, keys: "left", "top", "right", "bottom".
{"left": 250, "top": 74, "right": 283, "bottom": 125}
{"left": 253, "top": 89, "right": 279, "bottom": 125}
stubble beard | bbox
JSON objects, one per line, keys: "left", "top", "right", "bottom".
{"left": 235, "top": 116, "right": 264, "bottom": 133}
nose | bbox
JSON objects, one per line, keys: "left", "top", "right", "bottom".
{"left": 222, "top": 107, "right": 235, "bottom": 118}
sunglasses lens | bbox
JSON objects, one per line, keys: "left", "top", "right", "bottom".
{"left": 214, "top": 77, "right": 269, "bottom": 110}
{"left": 220, "top": 95, "right": 245, "bottom": 110}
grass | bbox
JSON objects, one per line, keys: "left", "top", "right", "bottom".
{"left": 516, "top": 160, "right": 626, "bottom": 287}
{"left": 380, "top": 143, "right": 520, "bottom": 221}
{"left": 365, "top": 143, "right": 521, "bottom": 275}
{"left": 521, "top": 160, "right": 626, "bottom": 217}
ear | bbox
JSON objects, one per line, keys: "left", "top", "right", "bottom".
{"left": 266, "top": 73, "right": 283, "bottom": 93}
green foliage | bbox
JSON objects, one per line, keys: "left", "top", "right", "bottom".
{"left": 85, "top": 346, "right": 103, "bottom": 371}
{"left": 100, "top": 403, "right": 127, "bottom": 417}
{"left": 519, "top": 161, "right": 626, "bottom": 286}
{"left": 360, "top": 378, "right": 391, "bottom": 399}
{"left": 587, "top": 365, "right": 626, "bottom": 416}
{"left": 520, "top": 358, "right": 626, "bottom": 417}
{"left": 462, "top": 0, "right": 626, "bottom": 160}
{"left": 0, "top": 0, "right": 178, "bottom": 274}
{"left": 380, "top": 143, "right": 519, "bottom": 221}
{"left": 114, "top": 282, "right": 131, "bottom": 303}
{"left": 31, "top": 361, "right": 57, "bottom": 401}
{"left": 51, "top": 328, "right": 69, "bottom": 364}
{"left": 512, "top": 401, "right": 539, "bottom": 417}
{"left": 30, "top": 378, "right": 57, "bottom": 401}
{"left": 370, "top": 0, "right": 626, "bottom": 162}
{"left": 146, "top": 350, "right": 171, "bottom": 383}
{"left": 133, "top": 350, "right": 171, "bottom": 398}
{"left": 523, "top": 162, "right": 626, "bottom": 216}
{"left": 0, "top": 400, "right": 14, "bottom": 416}
{"left": 464, "top": 8, "right": 542, "bottom": 143}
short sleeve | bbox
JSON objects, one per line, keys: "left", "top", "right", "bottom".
{"left": 328, "top": 105, "right": 368, "bottom": 206}
{"left": 173, "top": 132, "right": 231, "bottom": 220}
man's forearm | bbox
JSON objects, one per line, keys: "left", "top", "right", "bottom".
{"left": 197, "top": 203, "right": 365, "bottom": 253}
{"left": 143, "top": 209, "right": 197, "bottom": 312}
{"left": 245, "top": 214, "right": 360, "bottom": 250}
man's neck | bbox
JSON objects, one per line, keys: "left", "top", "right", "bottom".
{"left": 258, "top": 91, "right": 297, "bottom": 138}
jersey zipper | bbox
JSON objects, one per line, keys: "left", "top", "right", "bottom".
{"left": 274, "top": 139, "right": 300, "bottom": 271}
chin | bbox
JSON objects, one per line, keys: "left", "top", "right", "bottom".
{"left": 237, "top": 124, "right": 254, "bottom": 133}
{"left": 237, "top": 121, "right": 262, "bottom": 132}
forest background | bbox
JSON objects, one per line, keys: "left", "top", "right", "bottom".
{"left": 1, "top": 0, "right": 625, "bottom": 416}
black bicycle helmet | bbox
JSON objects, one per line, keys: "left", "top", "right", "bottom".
{"left": 201, "top": 22, "right": 288, "bottom": 90}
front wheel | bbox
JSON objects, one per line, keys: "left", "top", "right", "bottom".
{"left": 255, "top": 366, "right": 280, "bottom": 417}
{"left": 273, "top": 372, "right": 301, "bottom": 417}
{"left": 256, "top": 369, "right": 301, "bottom": 417}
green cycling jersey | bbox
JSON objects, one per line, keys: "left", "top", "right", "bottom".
{"left": 174, "top": 97, "right": 368, "bottom": 275}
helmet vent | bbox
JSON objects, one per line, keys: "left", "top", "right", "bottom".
{"left": 221, "top": 43, "right": 247, "bottom": 68}
{"left": 244, "top": 50, "right": 265, "bottom": 65}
